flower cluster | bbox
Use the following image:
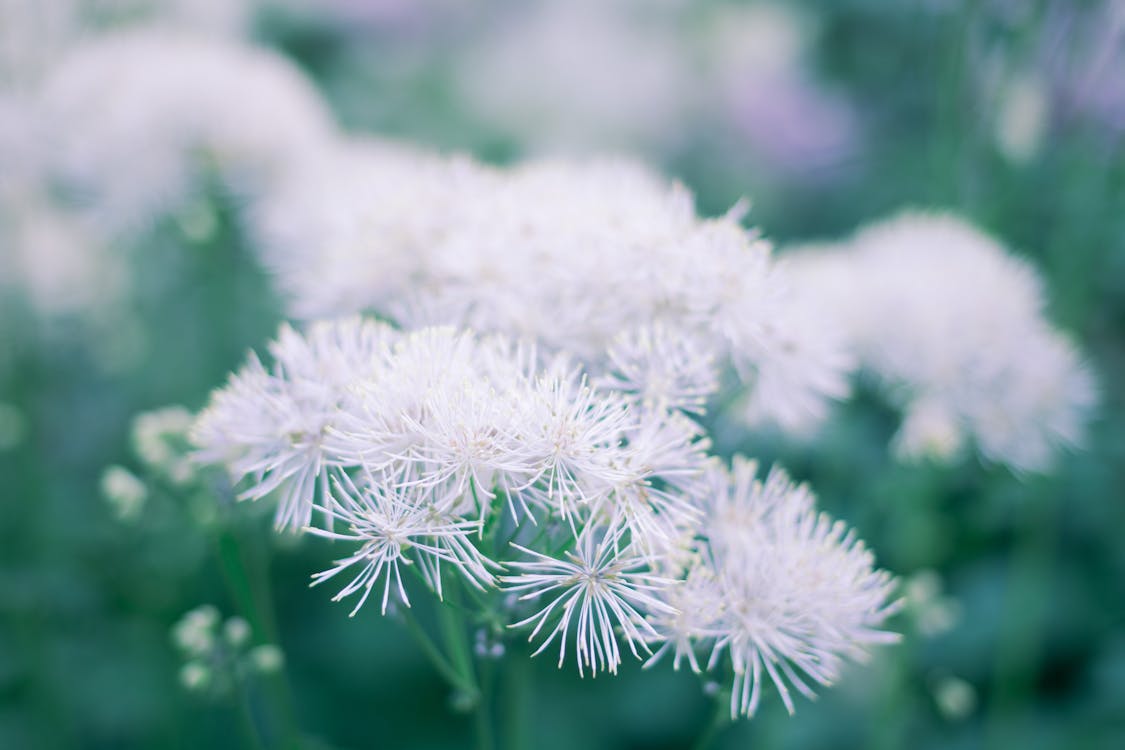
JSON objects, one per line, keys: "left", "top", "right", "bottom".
{"left": 254, "top": 150, "right": 851, "bottom": 434}
{"left": 647, "top": 459, "right": 900, "bottom": 717}
{"left": 171, "top": 604, "right": 285, "bottom": 698}
{"left": 193, "top": 318, "right": 897, "bottom": 716}
{"left": 36, "top": 27, "right": 334, "bottom": 234}
{"left": 784, "top": 212, "right": 1096, "bottom": 472}
{"left": 17, "top": 24, "right": 1092, "bottom": 471}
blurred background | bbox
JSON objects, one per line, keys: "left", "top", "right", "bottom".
{"left": 1, "top": 0, "right": 1124, "bottom": 748}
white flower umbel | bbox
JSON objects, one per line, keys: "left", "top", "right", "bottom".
{"left": 785, "top": 212, "right": 1096, "bottom": 471}
{"left": 602, "top": 325, "right": 720, "bottom": 414}
{"left": 308, "top": 466, "right": 493, "bottom": 615}
{"left": 503, "top": 524, "right": 676, "bottom": 677}
{"left": 195, "top": 317, "right": 897, "bottom": 715}
{"left": 250, "top": 137, "right": 493, "bottom": 321}
{"left": 191, "top": 317, "right": 396, "bottom": 531}
{"left": 37, "top": 27, "right": 336, "bottom": 234}
{"left": 517, "top": 374, "right": 635, "bottom": 522}
{"left": 255, "top": 152, "right": 850, "bottom": 435}
{"left": 647, "top": 458, "right": 899, "bottom": 717}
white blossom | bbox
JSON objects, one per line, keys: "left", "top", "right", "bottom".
{"left": 256, "top": 152, "right": 850, "bottom": 434}
{"left": 502, "top": 525, "right": 676, "bottom": 677}
{"left": 191, "top": 317, "right": 396, "bottom": 531}
{"left": 647, "top": 458, "right": 899, "bottom": 717}
{"left": 36, "top": 27, "right": 336, "bottom": 233}
{"left": 785, "top": 212, "right": 1096, "bottom": 471}
{"left": 192, "top": 317, "right": 896, "bottom": 712}
{"left": 602, "top": 325, "right": 719, "bottom": 414}
{"left": 308, "top": 466, "right": 493, "bottom": 615}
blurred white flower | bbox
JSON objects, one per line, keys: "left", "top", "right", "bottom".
{"left": 602, "top": 325, "right": 719, "bottom": 415}
{"left": 994, "top": 71, "right": 1049, "bottom": 163}
{"left": 785, "top": 213, "right": 1096, "bottom": 472}
{"left": 0, "top": 194, "right": 126, "bottom": 318}
{"left": 100, "top": 465, "right": 148, "bottom": 521}
{"left": 247, "top": 644, "right": 285, "bottom": 674}
{"left": 251, "top": 137, "right": 494, "bottom": 320}
{"left": 904, "top": 569, "right": 962, "bottom": 637}
{"left": 257, "top": 151, "right": 850, "bottom": 434}
{"left": 172, "top": 604, "right": 221, "bottom": 657}
{"left": 931, "top": 673, "right": 977, "bottom": 721}
{"left": 452, "top": 0, "right": 690, "bottom": 154}
{"left": 37, "top": 27, "right": 336, "bottom": 234}
{"left": 0, "top": 0, "right": 79, "bottom": 87}
{"left": 1, "top": 0, "right": 255, "bottom": 88}
{"left": 179, "top": 661, "right": 211, "bottom": 692}
{"left": 132, "top": 405, "right": 196, "bottom": 477}
{"left": 222, "top": 616, "right": 252, "bottom": 648}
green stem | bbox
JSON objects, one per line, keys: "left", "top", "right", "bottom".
{"left": 436, "top": 580, "right": 478, "bottom": 689}
{"left": 399, "top": 606, "right": 477, "bottom": 696}
{"left": 434, "top": 576, "right": 500, "bottom": 749}
{"left": 213, "top": 520, "right": 301, "bottom": 749}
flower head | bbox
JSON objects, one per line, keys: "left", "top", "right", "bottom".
{"left": 191, "top": 317, "right": 395, "bottom": 531}
{"left": 705, "top": 460, "right": 899, "bottom": 717}
{"left": 255, "top": 152, "right": 850, "bottom": 436}
{"left": 785, "top": 212, "right": 1097, "bottom": 471}
{"left": 38, "top": 28, "right": 335, "bottom": 233}
{"left": 503, "top": 525, "right": 676, "bottom": 677}
{"left": 308, "top": 466, "right": 494, "bottom": 615}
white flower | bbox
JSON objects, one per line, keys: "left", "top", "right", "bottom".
{"left": 250, "top": 138, "right": 491, "bottom": 320}
{"left": 131, "top": 405, "right": 197, "bottom": 482}
{"left": 697, "top": 459, "right": 900, "bottom": 717}
{"left": 593, "top": 411, "right": 710, "bottom": 556}
{"left": 172, "top": 604, "right": 221, "bottom": 657}
{"left": 785, "top": 212, "right": 1096, "bottom": 471}
{"left": 503, "top": 525, "right": 676, "bottom": 677}
{"left": 0, "top": 193, "right": 125, "bottom": 318}
{"left": 37, "top": 28, "right": 335, "bottom": 233}
{"left": 450, "top": 0, "right": 690, "bottom": 154}
{"left": 100, "top": 465, "right": 148, "bottom": 521}
{"left": 517, "top": 373, "right": 634, "bottom": 521}
{"left": 195, "top": 316, "right": 903, "bottom": 713}
{"left": 602, "top": 325, "right": 719, "bottom": 414}
{"left": 308, "top": 467, "right": 494, "bottom": 615}
{"left": 325, "top": 327, "right": 640, "bottom": 527}
{"left": 644, "top": 561, "right": 725, "bottom": 675}
{"left": 191, "top": 317, "right": 396, "bottom": 531}
{"left": 258, "top": 151, "right": 849, "bottom": 436}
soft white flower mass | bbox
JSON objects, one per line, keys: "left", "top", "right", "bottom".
{"left": 784, "top": 212, "right": 1096, "bottom": 471}
{"left": 254, "top": 149, "right": 851, "bottom": 434}
{"left": 35, "top": 13, "right": 1090, "bottom": 724}
{"left": 36, "top": 27, "right": 335, "bottom": 233}
{"left": 193, "top": 319, "right": 898, "bottom": 716}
